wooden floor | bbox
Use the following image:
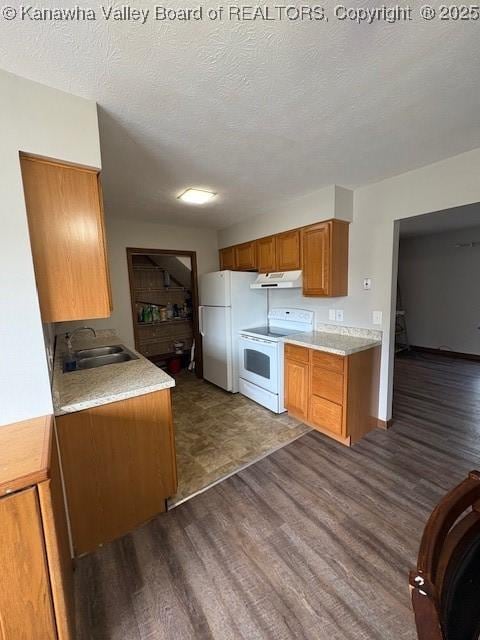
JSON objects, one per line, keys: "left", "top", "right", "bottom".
{"left": 75, "top": 352, "right": 480, "bottom": 639}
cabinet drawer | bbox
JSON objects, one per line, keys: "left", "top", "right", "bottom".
{"left": 285, "top": 344, "right": 310, "bottom": 363}
{"left": 311, "top": 367, "right": 344, "bottom": 405}
{"left": 309, "top": 396, "right": 343, "bottom": 435}
{"left": 311, "top": 350, "right": 344, "bottom": 373}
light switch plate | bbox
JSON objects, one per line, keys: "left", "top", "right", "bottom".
{"left": 328, "top": 309, "right": 336, "bottom": 321}
{"left": 373, "top": 310, "right": 382, "bottom": 325}
{"left": 363, "top": 278, "right": 372, "bottom": 290}
{"left": 335, "top": 309, "right": 344, "bottom": 322}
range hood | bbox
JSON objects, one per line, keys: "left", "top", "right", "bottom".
{"left": 250, "top": 270, "right": 302, "bottom": 289}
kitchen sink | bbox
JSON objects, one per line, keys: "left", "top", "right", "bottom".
{"left": 63, "top": 344, "right": 138, "bottom": 372}
{"left": 74, "top": 345, "right": 123, "bottom": 359}
{"left": 76, "top": 353, "right": 134, "bottom": 369}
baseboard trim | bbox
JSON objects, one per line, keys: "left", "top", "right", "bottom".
{"left": 408, "top": 346, "right": 480, "bottom": 362}
{"left": 377, "top": 418, "right": 393, "bottom": 430}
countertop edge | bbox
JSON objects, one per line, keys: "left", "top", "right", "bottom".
{"left": 283, "top": 336, "right": 382, "bottom": 356}
{"left": 0, "top": 415, "right": 53, "bottom": 496}
{"left": 54, "top": 379, "right": 175, "bottom": 417}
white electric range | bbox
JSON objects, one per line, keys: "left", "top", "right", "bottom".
{"left": 238, "top": 308, "right": 314, "bottom": 413}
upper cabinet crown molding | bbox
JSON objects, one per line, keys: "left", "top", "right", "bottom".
{"left": 218, "top": 218, "right": 349, "bottom": 297}
{"left": 20, "top": 154, "right": 112, "bottom": 323}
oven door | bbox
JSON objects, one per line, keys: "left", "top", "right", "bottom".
{"left": 238, "top": 335, "right": 278, "bottom": 394}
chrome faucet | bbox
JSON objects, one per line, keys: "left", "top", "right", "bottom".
{"left": 65, "top": 326, "right": 97, "bottom": 353}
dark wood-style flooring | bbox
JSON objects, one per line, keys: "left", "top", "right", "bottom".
{"left": 75, "top": 352, "right": 480, "bottom": 639}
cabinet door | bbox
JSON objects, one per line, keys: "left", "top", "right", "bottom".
{"left": 235, "top": 241, "right": 257, "bottom": 271}
{"left": 256, "top": 236, "right": 276, "bottom": 272}
{"left": 285, "top": 358, "right": 309, "bottom": 422}
{"left": 275, "top": 229, "right": 300, "bottom": 270}
{"left": 21, "top": 155, "right": 112, "bottom": 323}
{"left": 301, "top": 222, "right": 331, "bottom": 296}
{"left": 219, "top": 246, "right": 235, "bottom": 270}
{"left": 302, "top": 220, "right": 349, "bottom": 297}
{"left": 57, "top": 390, "right": 177, "bottom": 555}
{"left": 0, "top": 488, "right": 57, "bottom": 639}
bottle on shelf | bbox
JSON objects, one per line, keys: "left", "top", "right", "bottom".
{"left": 152, "top": 305, "right": 160, "bottom": 322}
{"left": 143, "top": 305, "right": 153, "bottom": 323}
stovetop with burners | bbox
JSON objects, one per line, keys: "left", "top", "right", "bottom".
{"left": 239, "top": 308, "right": 315, "bottom": 343}
{"left": 241, "top": 326, "right": 302, "bottom": 339}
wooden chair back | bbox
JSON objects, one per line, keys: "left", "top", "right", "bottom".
{"left": 410, "top": 470, "right": 480, "bottom": 640}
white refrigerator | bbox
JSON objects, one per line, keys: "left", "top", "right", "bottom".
{"left": 199, "top": 271, "right": 267, "bottom": 392}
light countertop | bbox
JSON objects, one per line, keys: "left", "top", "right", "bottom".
{"left": 284, "top": 331, "right": 382, "bottom": 356}
{"left": 52, "top": 330, "right": 175, "bottom": 416}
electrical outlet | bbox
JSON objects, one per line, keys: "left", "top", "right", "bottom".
{"left": 363, "top": 278, "right": 372, "bottom": 290}
{"left": 328, "top": 309, "right": 336, "bottom": 321}
{"left": 373, "top": 310, "right": 382, "bottom": 325}
{"left": 335, "top": 309, "right": 344, "bottom": 322}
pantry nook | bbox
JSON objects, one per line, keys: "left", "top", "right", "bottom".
{"left": 126, "top": 248, "right": 201, "bottom": 375}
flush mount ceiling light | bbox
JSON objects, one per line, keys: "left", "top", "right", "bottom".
{"left": 178, "top": 188, "right": 217, "bottom": 205}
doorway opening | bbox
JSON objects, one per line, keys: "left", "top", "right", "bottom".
{"left": 391, "top": 202, "right": 480, "bottom": 427}
{"left": 126, "top": 248, "right": 202, "bottom": 377}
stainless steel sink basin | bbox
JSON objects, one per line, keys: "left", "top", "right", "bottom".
{"left": 76, "top": 352, "right": 134, "bottom": 369}
{"left": 63, "top": 344, "right": 138, "bottom": 372}
{"left": 74, "top": 345, "right": 123, "bottom": 359}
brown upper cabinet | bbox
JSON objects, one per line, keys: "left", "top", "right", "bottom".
{"left": 275, "top": 229, "right": 301, "bottom": 271}
{"left": 20, "top": 155, "right": 112, "bottom": 323}
{"left": 256, "top": 230, "right": 300, "bottom": 273}
{"left": 218, "top": 218, "right": 349, "bottom": 296}
{"left": 234, "top": 241, "right": 257, "bottom": 271}
{"left": 302, "top": 220, "right": 349, "bottom": 297}
{"left": 219, "top": 245, "right": 236, "bottom": 270}
{"left": 256, "top": 235, "right": 276, "bottom": 272}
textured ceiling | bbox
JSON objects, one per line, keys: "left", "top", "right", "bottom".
{"left": 2, "top": 5, "right": 480, "bottom": 229}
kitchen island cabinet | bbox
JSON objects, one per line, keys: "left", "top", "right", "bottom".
{"left": 56, "top": 388, "right": 177, "bottom": 556}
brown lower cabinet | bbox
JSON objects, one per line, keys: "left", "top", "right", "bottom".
{"left": 285, "top": 343, "right": 380, "bottom": 446}
{"left": 0, "top": 416, "right": 74, "bottom": 639}
{"left": 56, "top": 389, "right": 177, "bottom": 556}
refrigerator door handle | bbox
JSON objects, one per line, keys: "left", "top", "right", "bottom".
{"left": 199, "top": 306, "right": 205, "bottom": 336}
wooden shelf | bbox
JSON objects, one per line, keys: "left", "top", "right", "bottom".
{"left": 132, "top": 266, "right": 167, "bottom": 272}
{"left": 136, "top": 318, "right": 191, "bottom": 327}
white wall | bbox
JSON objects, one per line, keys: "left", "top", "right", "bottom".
{"left": 398, "top": 226, "right": 480, "bottom": 355}
{"left": 356, "top": 148, "right": 480, "bottom": 420}
{"left": 0, "top": 69, "right": 101, "bottom": 426}
{"left": 218, "top": 185, "right": 352, "bottom": 247}
{"left": 58, "top": 217, "right": 219, "bottom": 349}
{"left": 218, "top": 148, "right": 480, "bottom": 421}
